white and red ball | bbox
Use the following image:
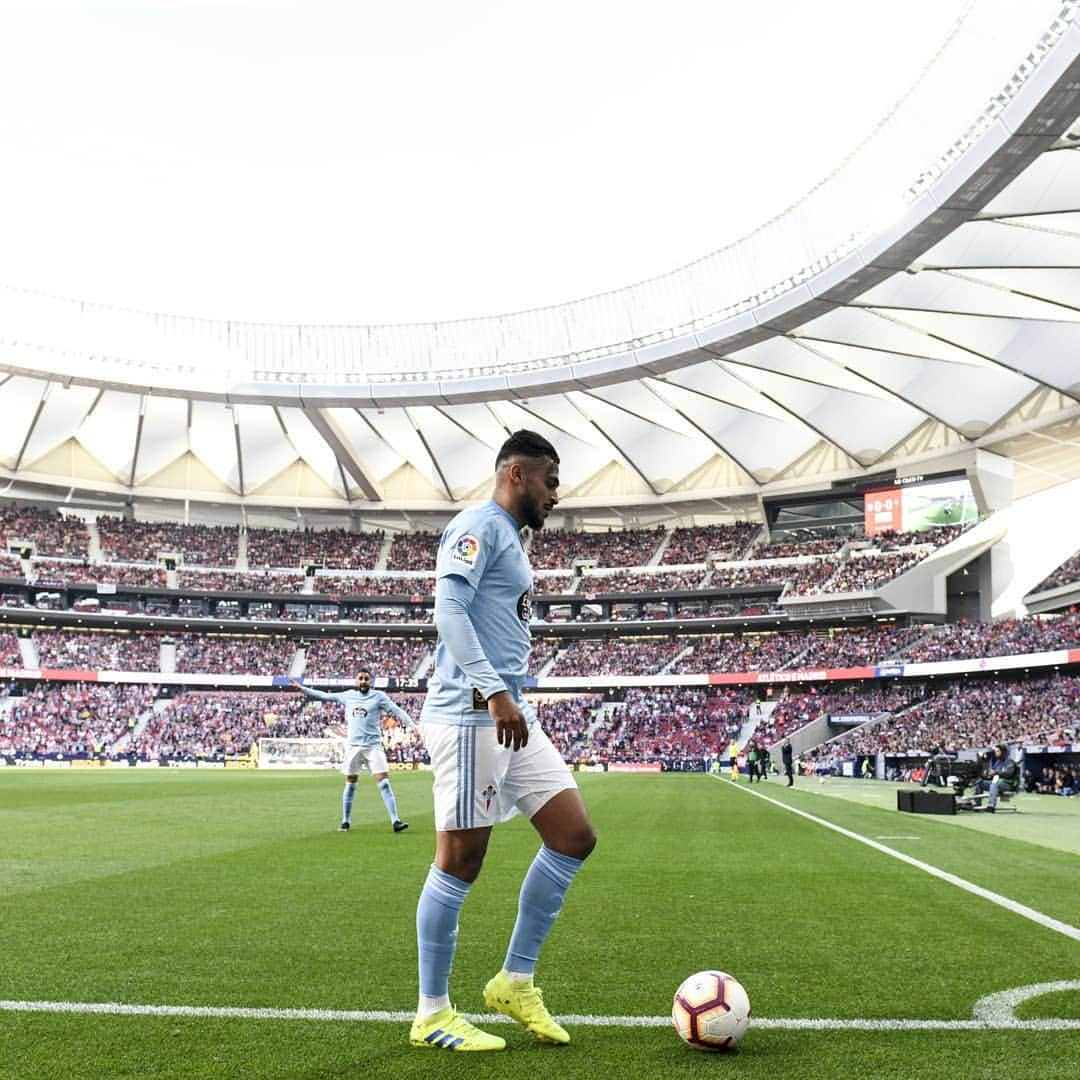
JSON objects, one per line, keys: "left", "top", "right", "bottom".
{"left": 671, "top": 970, "right": 751, "bottom": 1050}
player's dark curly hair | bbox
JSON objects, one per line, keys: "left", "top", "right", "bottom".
{"left": 495, "top": 429, "right": 559, "bottom": 467}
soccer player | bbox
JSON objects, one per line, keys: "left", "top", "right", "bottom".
{"left": 410, "top": 430, "right": 597, "bottom": 1053}
{"left": 291, "top": 669, "right": 414, "bottom": 833}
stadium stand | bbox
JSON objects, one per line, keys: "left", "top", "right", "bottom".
{"left": 530, "top": 526, "right": 664, "bottom": 569}
{"left": 659, "top": 523, "right": 760, "bottom": 565}
{"left": 300, "top": 636, "right": 430, "bottom": 679}
{"left": 0, "top": 506, "right": 89, "bottom": 559}
{"left": 97, "top": 518, "right": 238, "bottom": 566}
{"left": 385, "top": 530, "right": 441, "bottom": 571}
{"left": 1029, "top": 551, "right": 1080, "bottom": 595}
{"left": 246, "top": 526, "right": 384, "bottom": 570}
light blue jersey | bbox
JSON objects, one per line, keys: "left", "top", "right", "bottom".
{"left": 298, "top": 685, "right": 413, "bottom": 746}
{"left": 423, "top": 499, "right": 534, "bottom": 726}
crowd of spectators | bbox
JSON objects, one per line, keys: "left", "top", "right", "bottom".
{"left": 177, "top": 569, "right": 305, "bottom": 593}
{"left": 898, "top": 610, "right": 1080, "bottom": 662}
{"left": 132, "top": 689, "right": 428, "bottom": 763}
{"left": 530, "top": 526, "right": 663, "bottom": 570}
{"left": 660, "top": 522, "right": 759, "bottom": 565}
{"left": 528, "top": 637, "right": 561, "bottom": 675}
{"left": 835, "top": 673, "right": 1079, "bottom": 757}
{"left": 578, "top": 569, "right": 712, "bottom": 595}
{"left": 583, "top": 687, "right": 751, "bottom": 764}
{"left": 385, "top": 531, "right": 441, "bottom": 572}
{"left": 777, "top": 560, "right": 842, "bottom": 596}
{"left": 0, "top": 682, "right": 156, "bottom": 758}
{"left": 132, "top": 691, "right": 330, "bottom": 761}
{"left": 315, "top": 574, "right": 434, "bottom": 598}
{"left": 822, "top": 552, "right": 923, "bottom": 594}
{"left": 300, "top": 636, "right": 430, "bottom": 679}
{"left": 753, "top": 536, "right": 847, "bottom": 559}
{"left": 1030, "top": 551, "right": 1080, "bottom": 595}
{"left": 0, "top": 506, "right": 89, "bottom": 558}
{"left": 174, "top": 634, "right": 296, "bottom": 674}
{"left": 765, "top": 683, "right": 923, "bottom": 745}
{"left": 97, "top": 518, "right": 238, "bottom": 565}
{"left": 0, "top": 555, "right": 26, "bottom": 578}
{"left": 26, "top": 562, "right": 168, "bottom": 589}
{"left": 671, "top": 632, "right": 810, "bottom": 674}
{"left": 535, "top": 573, "right": 575, "bottom": 594}
{"left": 0, "top": 632, "right": 21, "bottom": 666}
{"left": 1025, "top": 763, "right": 1078, "bottom": 797}
{"left": 865, "top": 524, "right": 969, "bottom": 553}
{"left": 246, "top": 526, "right": 384, "bottom": 570}
{"left": 712, "top": 562, "right": 800, "bottom": 589}
{"left": 34, "top": 630, "right": 163, "bottom": 672}
{"left": 547, "top": 637, "right": 686, "bottom": 677}
{"left": 792, "top": 624, "right": 925, "bottom": 668}
{"left": 340, "top": 607, "right": 432, "bottom": 624}
{"left": 533, "top": 693, "right": 604, "bottom": 760}
{"left": 94, "top": 564, "right": 168, "bottom": 588}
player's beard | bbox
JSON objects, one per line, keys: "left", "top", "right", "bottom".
{"left": 522, "top": 494, "right": 547, "bottom": 531}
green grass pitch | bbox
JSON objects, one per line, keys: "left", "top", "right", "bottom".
{"left": 1, "top": 769, "right": 1077, "bottom": 1078}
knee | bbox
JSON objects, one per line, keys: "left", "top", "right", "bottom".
{"left": 565, "top": 824, "right": 597, "bottom": 862}
{"left": 456, "top": 850, "right": 487, "bottom": 882}
{"left": 438, "top": 845, "right": 488, "bottom": 883}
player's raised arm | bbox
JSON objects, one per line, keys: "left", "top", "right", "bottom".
{"left": 381, "top": 694, "right": 417, "bottom": 730}
{"left": 291, "top": 679, "right": 345, "bottom": 703}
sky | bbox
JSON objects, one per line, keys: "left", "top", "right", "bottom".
{"left": 0, "top": 0, "right": 1063, "bottom": 326}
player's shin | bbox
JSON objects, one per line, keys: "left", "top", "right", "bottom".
{"left": 503, "top": 845, "right": 583, "bottom": 975}
{"left": 377, "top": 777, "right": 399, "bottom": 823}
{"left": 342, "top": 780, "right": 357, "bottom": 824}
{"left": 416, "top": 865, "right": 471, "bottom": 1016}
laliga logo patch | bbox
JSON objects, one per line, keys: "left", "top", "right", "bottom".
{"left": 482, "top": 783, "right": 497, "bottom": 810}
{"left": 450, "top": 534, "right": 480, "bottom": 567}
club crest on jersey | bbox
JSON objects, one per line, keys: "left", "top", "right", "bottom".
{"left": 481, "top": 783, "right": 497, "bottom": 810}
{"left": 517, "top": 588, "right": 532, "bottom": 621}
{"left": 450, "top": 534, "right": 480, "bottom": 567}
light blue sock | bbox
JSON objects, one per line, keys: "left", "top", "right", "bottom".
{"left": 504, "top": 845, "right": 584, "bottom": 976}
{"left": 342, "top": 781, "right": 357, "bottom": 824}
{"left": 417, "top": 865, "right": 471, "bottom": 997}
{"left": 377, "top": 777, "right": 399, "bottom": 823}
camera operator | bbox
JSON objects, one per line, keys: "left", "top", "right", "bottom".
{"left": 972, "top": 743, "right": 1019, "bottom": 812}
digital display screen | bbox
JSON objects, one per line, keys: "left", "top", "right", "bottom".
{"left": 864, "top": 476, "right": 977, "bottom": 536}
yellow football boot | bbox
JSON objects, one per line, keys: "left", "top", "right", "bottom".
{"left": 409, "top": 1005, "right": 506, "bottom": 1051}
{"left": 483, "top": 971, "right": 570, "bottom": 1045}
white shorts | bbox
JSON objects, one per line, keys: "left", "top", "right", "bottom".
{"left": 420, "top": 720, "right": 576, "bottom": 831}
{"left": 341, "top": 743, "right": 389, "bottom": 777}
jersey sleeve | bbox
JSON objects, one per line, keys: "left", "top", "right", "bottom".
{"left": 297, "top": 685, "right": 345, "bottom": 703}
{"left": 377, "top": 692, "right": 416, "bottom": 729}
{"left": 435, "top": 514, "right": 499, "bottom": 590}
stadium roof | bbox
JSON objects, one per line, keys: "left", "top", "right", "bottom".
{"left": 1, "top": 3, "right": 1079, "bottom": 524}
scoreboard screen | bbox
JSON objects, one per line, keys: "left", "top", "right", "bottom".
{"left": 863, "top": 476, "right": 977, "bottom": 536}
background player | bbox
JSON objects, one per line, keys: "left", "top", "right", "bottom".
{"left": 410, "top": 430, "right": 597, "bottom": 1053}
{"left": 291, "top": 669, "right": 414, "bottom": 833}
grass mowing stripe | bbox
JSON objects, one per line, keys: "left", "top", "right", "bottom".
{"left": 714, "top": 777, "right": 1080, "bottom": 942}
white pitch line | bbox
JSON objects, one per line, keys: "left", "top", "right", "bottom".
{"left": 712, "top": 778, "right": 1080, "bottom": 943}
{"left": 1, "top": 996, "right": 1079, "bottom": 1030}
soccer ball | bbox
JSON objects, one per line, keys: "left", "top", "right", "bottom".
{"left": 671, "top": 970, "right": 750, "bottom": 1050}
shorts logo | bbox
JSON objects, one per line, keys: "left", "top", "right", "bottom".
{"left": 481, "top": 783, "right": 497, "bottom": 810}
{"left": 450, "top": 534, "right": 480, "bottom": 567}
